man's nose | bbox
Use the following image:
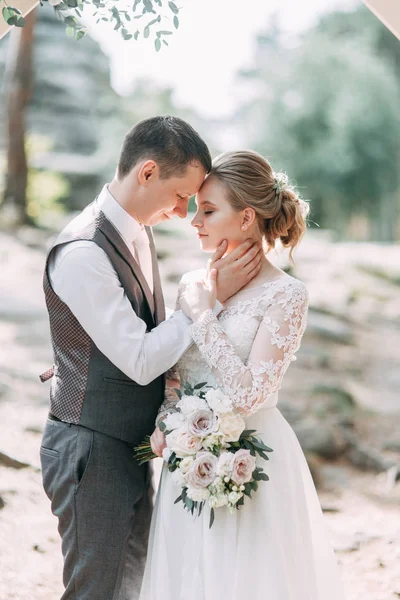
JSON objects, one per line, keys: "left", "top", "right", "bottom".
{"left": 175, "top": 199, "right": 189, "bottom": 219}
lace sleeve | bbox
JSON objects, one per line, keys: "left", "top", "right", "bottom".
{"left": 155, "top": 278, "right": 185, "bottom": 426}
{"left": 190, "top": 280, "right": 308, "bottom": 415}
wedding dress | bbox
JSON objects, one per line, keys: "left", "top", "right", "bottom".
{"left": 139, "top": 273, "right": 345, "bottom": 600}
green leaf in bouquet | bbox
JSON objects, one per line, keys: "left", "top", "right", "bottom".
{"left": 175, "top": 389, "right": 182, "bottom": 399}
{"left": 243, "top": 482, "right": 253, "bottom": 497}
{"left": 158, "top": 421, "right": 167, "bottom": 432}
{"left": 209, "top": 507, "right": 215, "bottom": 529}
{"left": 174, "top": 494, "right": 183, "bottom": 504}
{"left": 173, "top": 15, "right": 179, "bottom": 29}
{"left": 253, "top": 440, "right": 273, "bottom": 453}
{"left": 257, "top": 450, "right": 270, "bottom": 461}
{"left": 250, "top": 480, "right": 258, "bottom": 492}
{"left": 258, "top": 472, "right": 269, "bottom": 481}
{"left": 198, "top": 501, "right": 204, "bottom": 517}
{"left": 242, "top": 440, "right": 256, "bottom": 456}
{"left": 240, "top": 430, "right": 257, "bottom": 438}
{"left": 236, "top": 495, "right": 245, "bottom": 508}
{"left": 193, "top": 382, "right": 208, "bottom": 390}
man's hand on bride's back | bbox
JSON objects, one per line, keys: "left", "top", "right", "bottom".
{"left": 209, "top": 239, "right": 263, "bottom": 304}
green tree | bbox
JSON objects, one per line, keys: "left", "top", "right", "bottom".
{"left": 239, "top": 8, "right": 400, "bottom": 241}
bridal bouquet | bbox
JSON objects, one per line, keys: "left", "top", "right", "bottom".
{"left": 134, "top": 383, "right": 273, "bottom": 528}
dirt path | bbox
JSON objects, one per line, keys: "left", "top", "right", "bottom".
{"left": 0, "top": 224, "right": 399, "bottom": 600}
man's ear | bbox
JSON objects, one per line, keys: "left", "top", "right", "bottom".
{"left": 138, "top": 160, "right": 158, "bottom": 185}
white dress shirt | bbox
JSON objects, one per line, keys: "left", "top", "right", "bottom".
{"left": 48, "top": 185, "right": 193, "bottom": 386}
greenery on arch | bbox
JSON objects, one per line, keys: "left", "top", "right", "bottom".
{"left": 1, "top": 0, "right": 182, "bottom": 48}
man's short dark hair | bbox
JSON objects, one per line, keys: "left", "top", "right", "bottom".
{"left": 117, "top": 116, "right": 212, "bottom": 180}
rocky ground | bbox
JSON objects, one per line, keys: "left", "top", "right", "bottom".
{"left": 0, "top": 220, "right": 400, "bottom": 600}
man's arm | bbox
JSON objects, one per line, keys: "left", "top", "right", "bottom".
{"left": 49, "top": 242, "right": 193, "bottom": 385}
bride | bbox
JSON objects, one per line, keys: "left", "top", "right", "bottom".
{"left": 140, "top": 150, "right": 345, "bottom": 600}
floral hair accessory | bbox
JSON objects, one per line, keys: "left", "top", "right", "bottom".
{"left": 272, "top": 172, "right": 288, "bottom": 195}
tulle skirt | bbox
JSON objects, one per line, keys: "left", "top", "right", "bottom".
{"left": 139, "top": 406, "right": 346, "bottom": 600}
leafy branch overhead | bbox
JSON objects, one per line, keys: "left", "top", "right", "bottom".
{"left": 1, "top": 0, "right": 181, "bottom": 48}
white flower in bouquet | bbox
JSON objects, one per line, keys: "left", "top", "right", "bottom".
{"left": 164, "top": 411, "right": 185, "bottom": 431}
{"left": 162, "top": 447, "right": 172, "bottom": 462}
{"left": 187, "top": 409, "right": 217, "bottom": 438}
{"left": 171, "top": 469, "right": 186, "bottom": 487}
{"left": 166, "top": 427, "right": 202, "bottom": 458}
{"left": 177, "top": 395, "right": 208, "bottom": 416}
{"left": 231, "top": 449, "right": 256, "bottom": 485}
{"left": 228, "top": 491, "right": 243, "bottom": 505}
{"left": 216, "top": 452, "right": 234, "bottom": 478}
{"left": 218, "top": 412, "right": 246, "bottom": 442}
{"left": 185, "top": 452, "right": 218, "bottom": 489}
{"left": 209, "top": 493, "right": 229, "bottom": 508}
{"left": 179, "top": 456, "right": 194, "bottom": 474}
{"left": 208, "top": 476, "right": 224, "bottom": 495}
{"left": 186, "top": 487, "right": 211, "bottom": 502}
{"left": 205, "top": 389, "right": 233, "bottom": 414}
{"left": 202, "top": 432, "right": 226, "bottom": 451}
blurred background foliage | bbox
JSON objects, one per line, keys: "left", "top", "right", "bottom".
{"left": 0, "top": 3, "right": 399, "bottom": 241}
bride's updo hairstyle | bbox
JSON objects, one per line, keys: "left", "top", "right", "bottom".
{"left": 210, "top": 151, "right": 309, "bottom": 261}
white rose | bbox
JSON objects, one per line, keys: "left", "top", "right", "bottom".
{"left": 218, "top": 412, "right": 246, "bottom": 442}
{"left": 216, "top": 452, "right": 234, "bottom": 478}
{"left": 209, "top": 493, "right": 229, "bottom": 508}
{"left": 186, "top": 486, "right": 211, "bottom": 502}
{"left": 162, "top": 447, "right": 172, "bottom": 462}
{"left": 171, "top": 469, "right": 186, "bottom": 487}
{"left": 177, "top": 395, "right": 208, "bottom": 416}
{"left": 166, "top": 427, "right": 202, "bottom": 458}
{"left": 205, "top": 389, "right": 233, "bottom": 413}
{"left": 164, "top": 411, "right": 185, "bottom": 431}
{"left": 179, "top": 456, "right": 194, "bottom": 474}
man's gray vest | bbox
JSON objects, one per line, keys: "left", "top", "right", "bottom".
{"left": 41, "top": 201, "right": 166, "bottom": 445}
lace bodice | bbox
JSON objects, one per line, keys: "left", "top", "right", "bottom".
{"left": 157, "top": 272, "right": 308, "bottom": 422}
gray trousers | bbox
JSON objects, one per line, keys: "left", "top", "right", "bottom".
{"left": 40, "top": 418, "right": 153, "bottom": 600}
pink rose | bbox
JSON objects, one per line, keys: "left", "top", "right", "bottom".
{"left": 187, "top": 409, "right": 217, "bottom": 438}
{"left": 186, "top": 452, "right": 218, "bottom": 489}
{"left": 231, "top": 449, "right": 256, "bottom": 485}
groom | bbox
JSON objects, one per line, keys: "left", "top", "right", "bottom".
{"left": 39, "top": 116, "right": 262, "bottom": 600}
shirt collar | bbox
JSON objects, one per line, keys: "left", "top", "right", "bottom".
{"left": 96, "top": 184, "right": 144, "bottom": 246}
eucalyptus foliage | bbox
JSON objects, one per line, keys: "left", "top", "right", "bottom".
{"left": 1, "top": 0, "right": 181, "bottom": 48}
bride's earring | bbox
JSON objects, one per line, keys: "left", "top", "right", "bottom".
{"left": 241, "top": 225, "right": 247, "bottom": 231}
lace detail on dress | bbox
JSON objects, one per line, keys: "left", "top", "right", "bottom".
{"left": 190, "top": 278, "right": 308, "bottom": 415}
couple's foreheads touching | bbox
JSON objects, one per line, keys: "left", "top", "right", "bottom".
{"left": 108, "top": 115, "right": 309, "bottom": 260}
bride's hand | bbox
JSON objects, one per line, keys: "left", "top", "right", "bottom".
{"left": 180, "top": 269, "right": 217, "bottom": 322}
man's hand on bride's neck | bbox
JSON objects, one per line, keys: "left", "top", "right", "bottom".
{"left": 208, "top": 239, "right": 265, "bottom": 305}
